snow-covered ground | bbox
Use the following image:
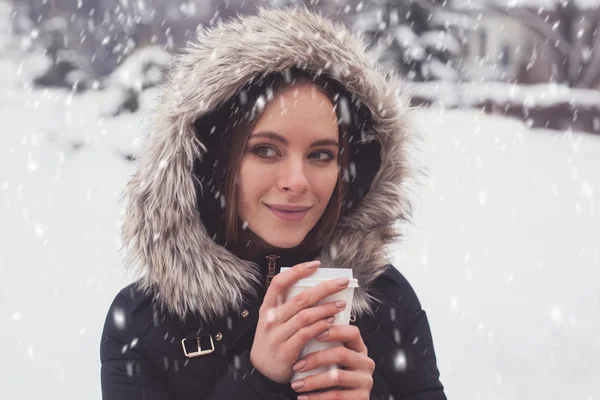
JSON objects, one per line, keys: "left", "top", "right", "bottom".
{"left": 396, "top": 108, "right": 600, "bottom": 399}
{"left": 2, "top": 30, "right": 599, "bottom": 400}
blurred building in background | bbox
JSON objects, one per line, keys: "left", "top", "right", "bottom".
{"left": 458, "top": 7, "right": 530, "bottom": 82}
{"left": 457, "top": 0, "right": 600, "bottom": 90}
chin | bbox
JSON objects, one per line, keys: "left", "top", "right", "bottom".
{"left": 255, "top": 227, "right": 309, "bottom": 249}
{"left": 263, "top": 235, "right": 305, "bottom": 249}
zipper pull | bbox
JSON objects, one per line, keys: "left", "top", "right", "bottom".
{"left": 265, "top": 254, "right": 280, "bottom": 289}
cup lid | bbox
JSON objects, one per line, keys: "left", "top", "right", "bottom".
{"left": 279, "top": 267, "right": 359, "bottom": 288}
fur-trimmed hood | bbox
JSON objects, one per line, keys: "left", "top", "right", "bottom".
{"left": 121, "top": 7, "right": 414, "bottom": 323}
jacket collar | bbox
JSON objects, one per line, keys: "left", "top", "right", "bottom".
{"left": 121, "top": 8, "right": 414, "bottom": 323}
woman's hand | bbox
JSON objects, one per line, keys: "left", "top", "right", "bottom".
{"left": 249, "top": 260, "right": 351, "bottom": 384}
{"left": 289, "top": 325, "right": 375, "bottom": 399}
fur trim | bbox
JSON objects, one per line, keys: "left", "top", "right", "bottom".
{"left": 121, "top": 7, "right": 414, "bottom": 322}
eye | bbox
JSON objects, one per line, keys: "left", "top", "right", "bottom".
{"left": 252, "top": 146, "right": 278, "bottom": 158}
{"left": 310, "top": 151, "right": 335, "bottom": 162}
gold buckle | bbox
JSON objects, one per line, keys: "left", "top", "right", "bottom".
{"left": 181, "top": 336, "right": 215, "bottom": 358}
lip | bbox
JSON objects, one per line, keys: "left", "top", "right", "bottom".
{"left": 266, "top": 204, "right": 311, "bottom": 222}
{"left": 267, "top": 204, "right": 312, "bottom": 212}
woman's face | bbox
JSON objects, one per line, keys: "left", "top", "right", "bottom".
{"left": 236, "top": 83, "right": 340, "bottom": 249}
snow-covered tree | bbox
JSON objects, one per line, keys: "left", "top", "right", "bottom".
{"left": 0, "top": 0, "right": 14, "bottom": 54}
{"left": 490, "top": 0, "right": 600, "bottom": 89}
{"left": 9, "top": 0, "right": 266, "bottom": 82}
{"left": 29, "top": 16, "right": 95, "bottom": 90}
{"left": 352, "top": 0, "right": 472, "bottom": 82}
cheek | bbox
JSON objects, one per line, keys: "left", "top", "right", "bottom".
{"left": 315, "top": 167, "right": 339, "bottom": 200}
{"left": 237, "top": 157, "right": 267, "bottom": 209}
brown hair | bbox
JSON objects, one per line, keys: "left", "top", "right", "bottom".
{"left": 193, "top": 69, "right": 364, "bottom": 257}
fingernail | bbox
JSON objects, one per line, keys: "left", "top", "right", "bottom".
{"left": 333, "top": 277, "right": 350, "bottom": 286}
{"left": 291, "top": 380, "right": 304, "bottom": 390}
{"left": 326, "top": 316, "right": 335, "bottom": 323}
{"left": 292, "top": 359, "right": 306, "bottom": 371}
{"left": 334, "top": 300, "right": 346, "bottom": 308}
{"left": 316, "top": 329, "right": 329, "bottom": 339}
{"left": 306, "top": 261, "right": 320, "bottom": 270}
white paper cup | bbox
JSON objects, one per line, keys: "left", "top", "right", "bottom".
{"left": 280, "top": 267, "right": 359, "bottom": 382}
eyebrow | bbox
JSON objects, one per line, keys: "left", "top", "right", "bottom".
{"left": 250, "top": 131, "right": 339, "bottom": 148}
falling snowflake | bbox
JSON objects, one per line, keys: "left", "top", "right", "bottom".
{"left": 450, "top": 295, "right": 459, "bottom": 313}
{"left": 113, "top": 307, "right": 126, "bottom": 329}
{"left": 27, "top": 154, "right": 39, "bottom": 173}
{"left": 550, "top": 305, "right": 563, "bottom": 324}
{"left": 394, "top": 350, "right": 407, "bottom": 372}
{"left": 338, "top": 96, "right": 351, "bottom": 125}
{"left": 581, "top": 182, "right": 593, "bottom": 198}
{"left": 327, "top": 367, "right": 340, "bottom": 380}
{"left": 26, "top": 345, "right": 35, "bottom": 359}
{"left": 126, "top": 361, "right": 134, "bottom": 377}
{"left": 506, "top": 272, "right": 514, "bottom": 284}
{"left": 393, "top": 328, "right": 401, "bottom": 344}
{"left": 12, "top": 311, "right": 22, "bottom": 322}
{"left": 265, "top": 307, "right": 277, "bottom": 324}
{"left": 254, "top": 95, "right": 266, "bottom": 116}
{"left": 478, "top": 191, "right": 487, "bottom": 207}
{"left": 33, "top": 221, "right": 47, "bottom": 240}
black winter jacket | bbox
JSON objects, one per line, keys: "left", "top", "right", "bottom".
{"left": 101, "top": 264, "right": 446, "bottom": 399}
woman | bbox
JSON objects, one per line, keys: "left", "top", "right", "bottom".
{"left": 100, "top": 7, "right": 446, "bottom": 400}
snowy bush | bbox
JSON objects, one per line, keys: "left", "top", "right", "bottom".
{"left": 353, "top": 0, "right": 473, "bottom": 81}
{"left": 104, "top": 45, "right": 172, "bottom": 93}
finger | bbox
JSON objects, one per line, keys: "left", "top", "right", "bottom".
{"left": 278, "top": 300, "right": 346, "bottom": 341}
{"left": 278, "top": 276, "right": 350, "bottom": 323}
{"left": 291, "top": 368, "right": 372, "bottom": 394}
{"left": 282, "top": 317, "right": 334, "bottom": 355}
{"left": 292, "top": 345, "right": 373, "bottom": 373}
{"left": 262, "top": 260, "right": 320, "bottom": 309}
{"left": 315, "top": 325, "right": 367, "bottom": 354}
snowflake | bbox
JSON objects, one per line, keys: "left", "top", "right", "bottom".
{"left": 394, "top": 350, "right": 407, "bottom": 372}
{"left": 478, "top": 190, "right": 487, "bottom": 207}
{"left": 550, "top": 305, "right": 563, "bottom": 325}
{"left": 450, "top": 295, "right": 459, "bottom": 313}
{"left": 581, "top": 182, "right": 593, "bottom": 199}
{"left": 27, "top": 344, "right": 35, "bottom": 360}
{"left": 126, "top": 361, "right": 134, "bottom": 377}
{"left": 113, "top": 307, "right": 126, "bottom": 329}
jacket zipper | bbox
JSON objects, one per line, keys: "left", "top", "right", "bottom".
{"left": 265, "top": 254, "right": 280, "bottom": 289}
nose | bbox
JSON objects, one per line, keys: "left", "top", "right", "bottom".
{"left": 277, "top": 156, "right": 309, "bottom": 194}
